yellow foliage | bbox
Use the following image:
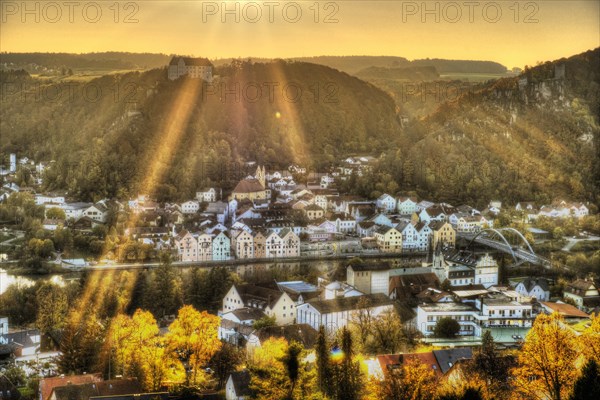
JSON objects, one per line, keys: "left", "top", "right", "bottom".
{"left": 579, "top": 312, "right": 600, "bottom": 364}
{"left": 250, "top": 337, "right": 288, "bottom": 370}
{"left": 511, "top": 312, "right": 579, "bottom": 400}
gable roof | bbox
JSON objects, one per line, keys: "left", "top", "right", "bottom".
{"left": 51, "top": 380, "right": 143, "bottom": 400}
{"left": 377, "top": 352, "right": 443, "bottom": 378}
{"left": 228, "top": 371, "right": 252, "bottom": 397}
{"left": 169, "top": 56, "right": 213, "bottom": 67}
{"left": 233, "top": 178, "right": 265, "bottom": 194}
{"left": 519, "top": 277, "right": 550, "bottom": 292}
{"left": 540, "top": 302, "right": 590, "bottom": 318}
{"left": 432, "top": 348, "right": 473, "bottom": 374}
{"left": 40, "top": 374, "right": 103, "bottom": 400}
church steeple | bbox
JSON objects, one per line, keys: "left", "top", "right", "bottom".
{"left": 255, "top": 165, "right": 266, "bottom": 188}
{"left": 432, "top": 241, "right": 448, "bottom": 283}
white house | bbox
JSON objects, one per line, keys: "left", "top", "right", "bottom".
{"left": 296, "top": 294, "right": 395, "bottom": 332}
{"left": 181, "top": 200, "right": 200, "bottom": 214}
{"left": 196, "top": 188, "right": 217, "bottom": 203}
{"left": 346, "top": 263, "right": 392, "bottom": 295}
{"left": 397, "top": 196, "right": 418, "bottom": 215}
{"left": 515, "top": 278, "right": 550, "bottom": 301}
{"left": 83, "top": 202, "right": 109, "bottom": 222}
{"left": 376, "top": 194, "right": 397, "bottom": 213}
{"left": 395, "top": 221, "right": 420, "bottom": 251}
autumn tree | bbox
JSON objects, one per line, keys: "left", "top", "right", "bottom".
{"left": 166, "top": 305, "right": 222, "bottom": 386}
{"left": 36, "top": 282, "right": 68, "bottom": 338}
{"left": 369, "top": 310, "right": 405, "bottom": 354}
{"left": 377, "top": 359, "right": 438, "bottom": 400}
{"left": 249, "top": 337, "right": 290, "bottom": 400}
{"left": 579, "top": 312, "right": 600, "bottom": 364}
{"left": 511, "top": 312, "right": 579, "bottom": 400}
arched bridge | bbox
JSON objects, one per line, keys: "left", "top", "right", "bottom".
{"left": 460, "top": 228, "right": 550, "bottom": 268}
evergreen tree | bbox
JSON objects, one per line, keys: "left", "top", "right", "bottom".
{"left": 570, "top": 359, "right": 600, "bottom": 400}
{"left": 315, "top": 326, "right": 331, "bottom": 394}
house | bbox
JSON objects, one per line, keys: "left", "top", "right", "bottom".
{"left": 60, "top": 202, "right": 92, "bottom": 220}
{"left": 395, "top": 221, "right": 420, "bottom": 251}
{"left": 43, "top": 219, "right": 65, "bottom": 231}
{"left": 197, "top": 233, "right": 213, "bottom": 261}
{"left": 388, "top": 272, "right": 440, "bottom": 301}
{"left": 322, "top": 281, "right": 364, "bottom": 300}
{"left": 416, "top": 302, "right": 481, "bottom": 337}
{"left": 252, "top": 231, "right": 267, "bottom": 258}
{"left": 265, "top": 231, "right": 284, "bottom": 258}
{"left": 563, "top": 279, "right": 600, "bottom": 309}
{"left": 180, "top": 200, "right": 200, "bottom": 214}
{"left": 473, "top": 254, "right": 499, "bottom": 288}
{"left": 376, "top": 194, "right": 397, "bottom": 213}
{"left": 212, "top": 231, "right": 231, "bottom": 261}
{"left": 376, "top": 352, "right": 443, "bottom": 380}
{"left": 0, "top": 328, "right": 40, "bottom": 358}
{"left": 225, "top": 371, "right": 252, "bottom": 400}
{"left": 304, "top": 204, "right": 325, "bottom": 220}
{"left": 397, "top": 196, "right": 418, "bottom": 215}
{"left": 233, "top": 230, "right": 254, "bottom": 259}
{"left": 205, "top": 201, "right": 229, "bottom": 224}
{"left": 39, "top": 374, "right": 103, "bottom": 400}
{"left": 279, "top": 228, "right": 301, "bottom": 258}
{"left": 174, "top": 230, "right": 197, "bottom": 262}
{"left": 414, "top": 221, "right": 432, "bottom": 251}
{"left": 374, "top": 226, "right": 402, "bottom": 253}
{"left": 83, "top": 202, "right": 109, "bottom": 223}
{"left": 48, "top": 379, "right": 144, "bottom": 400}
{"left": 221, "top": 283, "right": 298, "bottom": 325}
{"left": 539, "top": 301, "right": 590, "bottom": 321}
{"left": 357, "top": 221, "right": 376, "bottom": 238}
{"left": 168, "top": 56, "right": 213, "bottom": 81}
{"left": 429, "top": 221, "right": 456, "bottom": 248}
{"left": 515, "top": 278, "right": 550, "bottom": 301}
{"left": 196, "top": 188, "right": 217, "bottom": 203}
{"left": 347, "top": 262, "right": 392, "bottom": 295}
{"left": 296, "top": 293, "right": 395, "bottom": 332}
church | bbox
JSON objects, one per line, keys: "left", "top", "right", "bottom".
{"left": 229, "top": 166, "right": 271, "bottom": 202}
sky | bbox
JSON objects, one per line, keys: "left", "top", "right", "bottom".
{"left": 1, "top": 0, "right": 599, "bottom": 69}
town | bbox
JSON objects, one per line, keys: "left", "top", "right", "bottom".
{"left": 1, "top": 148, "right": 599, "bottom": 400}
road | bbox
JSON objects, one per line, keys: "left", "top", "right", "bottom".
{"left": 561, "top": 235, "right": 600, "bottom": 252}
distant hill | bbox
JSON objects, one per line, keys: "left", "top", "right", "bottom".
{"left": 0, "top": 52, "right": 172, "bottom": 71}
{"left": 410, "top": 58, "right": 507, "bottom": 74}
{"left": 355, "top": 66, "right": 439, "bottom": 81}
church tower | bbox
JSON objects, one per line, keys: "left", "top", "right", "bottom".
{"left": 255, "top": 165, "right": 266, "bottom": 188}
{"left": 432, "top": 241, "right": 448, "bottom": 284}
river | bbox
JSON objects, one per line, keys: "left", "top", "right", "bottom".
{"left": 0, "top": 255, "right": 427, "bottom": 295}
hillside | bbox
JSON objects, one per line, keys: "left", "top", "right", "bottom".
{"left": 0, "top": 50, "right": 598, "bottom": 207}
{"left": 394, "top": 49, "right": 600, "bottom": 207}
{"left": 355, "top": 66, "right": 439, "bottom": 81}
{"left": 0, "top": 60, "right": 400, "bottom": 201}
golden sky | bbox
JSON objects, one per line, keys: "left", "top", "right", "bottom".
{"left": 1, "top": 0, "right": 598, "bottom": 68}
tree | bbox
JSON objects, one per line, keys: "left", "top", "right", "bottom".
{"left": 377, "top": 359, "right": 438, "bottom": 400}
{"left": 36, "top": 282, "right": 68, "bottom": 337}
{"left": 579, "top": 312, "right": 600, "bottom": 364}
{"left": 249, "top": 337, "right": 290, "bottom": 400}
{"left": 369, "top": 310, "right": 405, "bottom": 354}
{"left": 46, "top": 207, "right": 66, "bottom": 220}
{"left": 253, "top": 315, "right": 277, "bottom": 330}
{"left": 434, "top": 317, "right": 460, "bottom": 338}
{"left": 511, "top": 312, "right": 578, "bottom": 400}
{"left": 569, "top": 359, "right": 600, "bottom": 400}
{"left": 469, "top": 330, "right": 515, "bottom": 393}
{"left": 166, "top": 305, "right": 222, "bottom": 385}
{"left": 151, "top": 254, "right": 183, "bottom": 317}
{"left": 329, "top": 327, "right": 363, "bottom": 400}
{"left": 282, "top": 341, "right": 303, "bottom": 397}
{"left": 209, "top": 343, "right": 244, "bottom": 390}
{"left": 315, "top": 326, "right": 331, "bottom": 394}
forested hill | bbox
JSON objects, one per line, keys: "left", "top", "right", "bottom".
{"left": 0, "top": 60, "right": 401, "bottom": 201}
{"left": 393, "top": 48, "right": 600, "bottom": 207}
